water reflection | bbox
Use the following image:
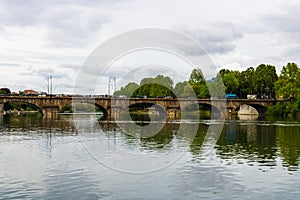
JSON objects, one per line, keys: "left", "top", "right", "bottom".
{"left": 1, "top": 113, "right": 300, "bottom": 198}
{"left": 277, "top": 125, "right": 300, "bottom": 170}
{"left": 0, "top": 113, "right": 76, "bottom": 134}
{"left": 2, "top": 113, "right": 300, "bottom": 171}
{"left": 216, "top": 121, "right": 277, "bottom": 169}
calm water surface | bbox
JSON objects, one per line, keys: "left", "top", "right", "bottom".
{"left": 1, "top": 113, "right": 300, "bottom": 199}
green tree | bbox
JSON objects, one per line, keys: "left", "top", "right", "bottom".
{"left": 239, "top": 67, "right": 255, "bottom": 98}
{"left": 114, "top": 82, "right": 139, "bottom": 97}
{"left": 182, "top": 84, "right": 195, "bottom": 97}
{"left": 254, "top": 64, "right": 278, "bottom": 98}
{"left": 174, "top": 81, "right": 187, "bottom": 97}
{"left": 207, "top": 75, "right": 226, "bottom": 99}
{"left": 133, "top": 75, "right": 174, "bottom": 97}
{"left": 136, "top": 78, "right": 154, "bottom": 96}
{"left": 189, "top": 68, "right": 206, "bottom": 85}
{"left": 218, "top": 69, "right": 240, "bottom": 95}
{"left": 189, "top": 68, "right": 209, "bottom": 98}
{"left": 275, "top": 62, "right": 300, "bottom": 99}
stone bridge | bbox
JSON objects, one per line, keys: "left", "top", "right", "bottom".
{"left": 0, "top": 96, "right": 288, "bottom": 119}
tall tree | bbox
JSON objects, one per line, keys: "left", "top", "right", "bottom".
{"left": 189, "top": 68, "right": 209, "bottom": 98}
{"left": 254, "top": 64, "right": 278, "bottom": 98}
{"left": 114, "top": 82, "right": 139, "bottom": 97}
{"left": 174, "top": 81, "right": 188, "bottom": 97}
{"left": 239, "top": 67, "right": 255, "bottom": 98}
{"left": 189, "top": 68, "right": 206, "bottom": 85}
{"left": 275, "top": 62, "right": 300, "bottom": 99}
{"left": 218, "top": 69, "right": 240, "bottom": 95}
{"left": 134, "top": 75, "right": 174, "bottom": 97}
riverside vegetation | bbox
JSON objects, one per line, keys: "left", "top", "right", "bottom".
{"left": 1, "top": 63, "right": 299, "bottom": 116}
{"left": 114, "top": 63, "right": 300, "bottom": 116}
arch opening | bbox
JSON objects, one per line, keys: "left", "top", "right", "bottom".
{"left": 129, "top": 103, "right": 165, "bottom": 115}
{"left": 127, "top": 103, "right": 166, "bottom": 124}
{"left": 182, "top": 103, "right": 221, "bottom": 119}
{"left": 237, "top": 104, "right": 267, "bottom": 116}
{"left": 3, "top": 101, "right": 43, "bottom": 116}
{"left": 71, "top": 102, "right": 108, "bottom": 120}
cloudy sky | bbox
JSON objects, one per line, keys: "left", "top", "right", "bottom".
{"left": 1, "top": 0, "right": 300, "bottom": 94}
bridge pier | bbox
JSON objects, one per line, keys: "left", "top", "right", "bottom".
{"left": 0, "top": 112, "right": 3, "bottom": 126}
{"left": 167, "top": 109, "right": 180, "bottom": 119}
{"left": 0, "top": 103, "right": 3, "bottom": 114}
{"left": 42, "top": 105, "right": 59, "bottom": 118}
{"left": 109, "top": 108, "right": 122, "bottom": 121}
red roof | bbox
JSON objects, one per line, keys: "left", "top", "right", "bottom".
{"left": 24, "top": 90, "right": 38, "bottom": 94}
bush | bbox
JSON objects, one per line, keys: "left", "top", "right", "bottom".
{"left": 267, "top": 98, "right": 300, "bottom": 116}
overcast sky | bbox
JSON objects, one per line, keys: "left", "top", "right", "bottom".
{"left": 1, "top": 0, "right": 300, "bottom": 94}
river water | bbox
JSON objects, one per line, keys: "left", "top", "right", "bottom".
{"left": 0, "top": 113, "right": 300, "bottom": 199}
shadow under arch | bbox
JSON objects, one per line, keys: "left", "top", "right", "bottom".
{"left": 72, "top": 102, "right": 109, "bottom": 120}
{"left": 3, "top": 101, "right": 43, "bottom": 116}
{"left": 235, "top": 103, "right": 267, "bottom": 117}
{"left": 182, "top": 103, "right": 221, "bottom": 119}
{"left": 128, "top": 102, "right": 166, "bottom": 117}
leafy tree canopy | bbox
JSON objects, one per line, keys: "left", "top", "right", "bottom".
{"left": 275, "top": 62, "right": 300, "bottom": 99}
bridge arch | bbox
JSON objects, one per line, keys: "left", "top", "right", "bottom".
{"left": 128, "top": 102, "right": 166, "bottom": 116}
{"left": 236, "top": 103, "right": 267, "bottom": 116}
{"left": 182, "top": 102, "right": 221, "bottom": 116}
{"left": 95, "top": 103, "right": 109, "bottom": 118}
{"left": 2, "top": 101, "right": 43, "bottom": 115}
{"left": 72, "top": 102, "right": 109, "bottom": 119}
{"left": 245, "top": 103, "right": 268, "bottom": 115}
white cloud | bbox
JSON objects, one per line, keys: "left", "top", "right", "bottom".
{"left": 0, "top": 0, "right": 299, "bottom": 93}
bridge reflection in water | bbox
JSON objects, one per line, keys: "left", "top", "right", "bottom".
{"left": 1, "top": 113, "right": 300, "bottom": 172}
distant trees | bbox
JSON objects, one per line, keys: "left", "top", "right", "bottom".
{"left": 275, "top": 63, "right": 300, "bottom": 99}
{"left": 239, "top": 67, "right": 255, "bottom": 98}
{"left": 174, "top": 81, "right": 191, "bottom": 97}
{"left": 113, "top": 63, "right": 300, "bottom": 115}
{"left": 188, "top": 68, "right": 209, "bottom": 98}
{"left": 114, "top": 75, "right": 174, "bottom": 97}
{"left": 134, "top": 75, "right": 174, "bottom": 97}
{"left": 218, "top": 69, "right": 240, "bottom": 95}
{"left": 253, "top": 64, "right": 278, "bottom": 98}
{"left": 114, "top": 82, "right": 139, "bottom": 97}
{"left": 113, "top": 69, "right": 209, "bottom": 98}
{"left": 216, "top": 64, "right": 278, "bottom": 99}
{"left": 268, "top": 63, "right": 300, "bottom": 115}
{"left": 0, "top": 88, "right": 11, "bottom": 94}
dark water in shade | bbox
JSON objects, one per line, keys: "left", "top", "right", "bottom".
{"left": 1, "top": 113, "right": 300, "bottom": 199}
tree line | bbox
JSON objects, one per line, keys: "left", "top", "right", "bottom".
{"left": 114, "top": 62, "right": 300, "bottom": 115}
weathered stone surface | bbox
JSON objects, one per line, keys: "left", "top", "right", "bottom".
{"left": 0, "top": 96, "right": 287, "bottom": 118}
{"left": 238, "top": 104, "right": 259, "bottom": 115}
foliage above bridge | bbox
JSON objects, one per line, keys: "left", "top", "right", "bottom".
{"left": 113, "top": 62, "right": 300, "bottom": 115}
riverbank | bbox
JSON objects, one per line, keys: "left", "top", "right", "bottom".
{"left": 2, "top": 110, "right": 40, "bottom": 115}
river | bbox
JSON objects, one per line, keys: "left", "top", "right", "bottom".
{"left": 0, "top": 113, "right": 300, "bottom": 199}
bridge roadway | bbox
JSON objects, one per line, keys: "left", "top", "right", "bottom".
{"left": 0, "top": 96, "right": 287, "bottom": 118}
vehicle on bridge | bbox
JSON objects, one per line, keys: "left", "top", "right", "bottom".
{"left": 247, "top": 94, "right": 257, "bottom": 100}
{"left": 226, "top": 94, "right": 238, "bottom": 99}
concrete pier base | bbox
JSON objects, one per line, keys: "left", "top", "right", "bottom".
{"left": 42, "top": 105, "right": 59, "bottom": 119}
{"left": 0, "top": 103, "right": 3, "bottom": 114}
{"left": 167, "top": 109, "right": 180, "bottom": 119}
